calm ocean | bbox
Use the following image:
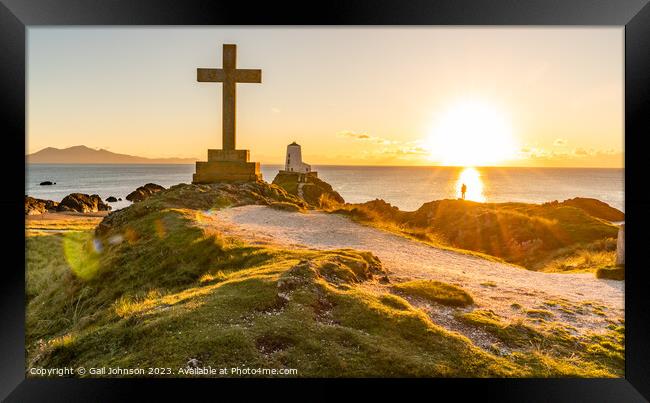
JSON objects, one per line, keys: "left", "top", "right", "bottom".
{"left": 26, "top": 164, "right": 624, "bottom": 212}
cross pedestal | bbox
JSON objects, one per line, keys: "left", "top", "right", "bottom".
{"left": 192, "top": 149, "right": 261, "bottom": 183}
{"left": 192, "top": 44, "right": 263, "bottom": 184}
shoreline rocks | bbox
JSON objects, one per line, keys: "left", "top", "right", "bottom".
{"left": 106, "top": 196, "right": 118, "bottom": 202}
{"left": 126, "top": 183, "right": 165, "bottom": 203}
{"left": 57, "top": 193, "right": 112, "bottom": 213}
{"left": 25, "top": 193, "right": 111, "bottom": 215}
{"left": 25, "top": 196, "right": 59, "bottom": 215}
{"left": 39, "top": 181, "right": 56, "bottom": 186}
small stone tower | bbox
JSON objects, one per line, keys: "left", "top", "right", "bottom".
{"left": 284, "top": 142, "right": 312, "bottom": 174}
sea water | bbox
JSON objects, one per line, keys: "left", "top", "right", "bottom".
{"left": 26, "top": 164, "right": 624, "bottom": 212}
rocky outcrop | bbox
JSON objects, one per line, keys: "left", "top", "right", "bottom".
{"left": 126, "top": 183, "right": 165, "bottom": 202}
{"left": 345, "top": 199, "right": 403, "bottom": 221}
{"left": 552, "top": 197, "right": 624, "bottom": 222}
{"left": 25, "top": 196, "right": 58, "bottom": 215}
{"left": 106, "top": 196, "right": 118, "bottom": 202}
{"left": 272, "top": 172, "right": 344, "bottom": 207}
{"left": 57, "top": 193, "right": 111, "bottom": 213}
{"left": 96, "top": 181, "right": 308, "bottom": 236}
{"left": 39, "top": 181, "right": 55, "bottom": 186}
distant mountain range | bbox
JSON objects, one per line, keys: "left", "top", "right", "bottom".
{"left": 27, "top": 146, "right": 196, "bottom": 164}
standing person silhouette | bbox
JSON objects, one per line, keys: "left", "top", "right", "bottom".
{"left": 461, "top": 183, "right": 467, "bottom": 200}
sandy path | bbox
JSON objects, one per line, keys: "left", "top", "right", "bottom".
{"left": 213, "top": 206, "right": 624, "bottom": 336}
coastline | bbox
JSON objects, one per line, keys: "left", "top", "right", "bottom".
{"left": 26, "top": 164, "right": 625, "bottom": 212}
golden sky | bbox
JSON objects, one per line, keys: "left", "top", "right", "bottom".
{"left": 27, "top": 27, "right": 624, "bottom": 167}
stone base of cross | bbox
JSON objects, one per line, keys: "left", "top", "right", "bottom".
{"left": 192, "top": 44, "right": 263, "bottom": 184}
{"left": 193, "top": 148, "right": 262, "bottom": 183}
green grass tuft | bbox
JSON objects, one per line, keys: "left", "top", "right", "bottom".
{"left": 391, "top": 280, "right": 474, "bottom": 307}
{"left": 525, "top": 309, "right": 555, "bottom": 320}
{"left": 269, "top": 201, "right": 304, "bottom": 212}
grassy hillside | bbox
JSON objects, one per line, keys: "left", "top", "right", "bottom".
{"left": 335, "top": 198, "right": 620, "bottom": 272}
{"left": 26, "top": 183, "right": 624, "bottom": 377}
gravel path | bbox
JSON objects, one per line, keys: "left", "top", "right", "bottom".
{"left": 213, "top": 206, "right": 624, "bottom": 337}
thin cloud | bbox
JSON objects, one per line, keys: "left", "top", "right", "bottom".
{"left": 337, "top": 130, "right": 397, "bottom": 145}
{"left": 338, "top": 131, "right": 429, "bottom": 162}
{"left": 573, "top": 147, "right": 593, "bottom": 156}
{"left": 338, "top": 130, "right": 371, "bottom": 140}
{"left": 596, "top": 148, "right": 618, "bottom": 156}
{"left": 392, "top": 146, "right": 429, "bottom": 156}
{"left": 519, "top": 145, "right": 619, "bottom": 161}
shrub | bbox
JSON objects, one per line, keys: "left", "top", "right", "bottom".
{"left": 595, "top": 266, "right": 625, "bottom": 281}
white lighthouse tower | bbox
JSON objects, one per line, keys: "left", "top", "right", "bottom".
{"left": 284, "top": 142, "right": 314, "bottom": 175}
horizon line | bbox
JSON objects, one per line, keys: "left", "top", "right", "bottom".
{"left": 25, "top": 162, "right": 624, "bottom": 169}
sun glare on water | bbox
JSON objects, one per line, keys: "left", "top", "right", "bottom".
{"left": 426, "top": 100, "right": 517, "bottom": 167}
{"left": 456, "top": 167, "right": 486, "bottom": 202}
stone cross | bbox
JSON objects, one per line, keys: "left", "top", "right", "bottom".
{"left": 197, "top": 44, "right": 262, "bottom": 150}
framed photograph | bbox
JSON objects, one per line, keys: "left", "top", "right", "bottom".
{"left": 2, "top": 0, "right": 650, "bottom": 400}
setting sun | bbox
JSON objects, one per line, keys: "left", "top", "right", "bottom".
{"left": 427, "top": 100, "right": 517, "bottom": 166}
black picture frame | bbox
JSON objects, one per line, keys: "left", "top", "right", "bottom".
{"left": 2, "top": 0, "right": 649, "bottom": 401}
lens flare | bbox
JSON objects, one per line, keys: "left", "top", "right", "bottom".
{"left": 62, "top": 233, "right": 100, "bottom": 280}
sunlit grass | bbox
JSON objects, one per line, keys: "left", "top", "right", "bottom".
{"left": 329, "top": 203, "right": 510, "bottom": 265}
{"left": 26, "top": 216, "right": 103, "bottom": 233}
{"left": 27, "top": 224, "right": 513, "bottom": 376}
{"left": 25, "top": 182, "right": 625, "bottom": 378}
{"left": 333, "top": 198, "right": 618, "bottom": 271}
{"left": 536, "top": 238, "right": 617, "bottom": 273}
{"left": 457, "top": 309, "right": 624, "bottom": 377}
